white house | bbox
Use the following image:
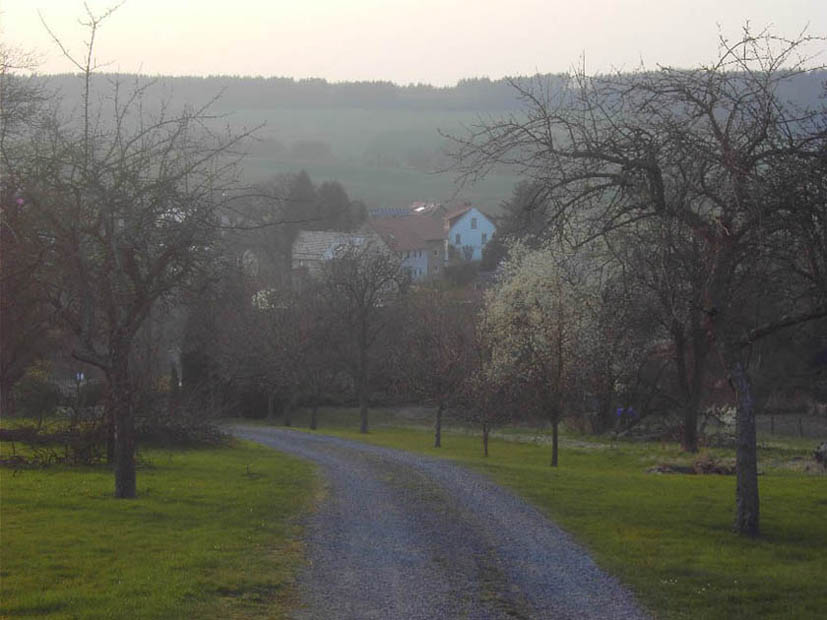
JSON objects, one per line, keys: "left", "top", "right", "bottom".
{"left": 444, "top": 206, "right": 496, "bottom": 262}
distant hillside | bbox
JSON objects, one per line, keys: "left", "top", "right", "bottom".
{"left": 43, "top": 74, "right": 549, "bottom": 112}
{"left": 36, "top": 72, "right": 826, "bottom": 212}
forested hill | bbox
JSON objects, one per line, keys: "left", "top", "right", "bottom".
{"left": 38, "top": 72, "right": 825, "bottom": 211}
{"left": 42, "top": 71, "right": 824, "bottom": 113}
{"left": 43, "top": 74, "right": 556, "bottom": 112}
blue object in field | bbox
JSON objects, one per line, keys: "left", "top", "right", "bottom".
{"left": 617, "top": 406, "right": 637, "bottom": 419}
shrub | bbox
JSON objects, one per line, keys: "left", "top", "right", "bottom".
{"left": 13, "top": 363, "right": 62, "bottom": 420}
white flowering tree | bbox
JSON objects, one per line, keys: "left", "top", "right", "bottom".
{"left": 481, "top": 243, "right": 585, "bottom": 466}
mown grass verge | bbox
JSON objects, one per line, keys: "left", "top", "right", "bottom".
{"left": 243, "top": 408, "right": 826, "bottom": 620}
{"left": 0, "top": 441, "right": 318, "bottom": 619}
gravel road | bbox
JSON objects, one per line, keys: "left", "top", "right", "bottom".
{"left": 233, "top": 426, "right": 649, "bottom": 620}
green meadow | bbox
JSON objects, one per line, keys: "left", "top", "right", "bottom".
{"left": 0, "top": 441, "right": 318, "bottom": 619}
{"left": 3, "top": 406, "right": 824, "bottom": 619}
{"left": 228, "top": 106, "right": 519, "bottom": 210}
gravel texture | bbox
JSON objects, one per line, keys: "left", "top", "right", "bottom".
{"left": 233, "top": 426, "right": 649, "bottom": 620}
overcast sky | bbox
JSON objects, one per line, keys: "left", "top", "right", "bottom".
{"left": 2, "top": 0, "right": 825, "bottom": 85}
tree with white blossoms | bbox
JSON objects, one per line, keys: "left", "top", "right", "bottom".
{"left": 481, "top": 243, "right": 585, "bottom": 466}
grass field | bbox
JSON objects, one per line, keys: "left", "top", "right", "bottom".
{"left": 0, "top": 441, "right": 319, "bottom": 619}
{"left": 239, "top": 156, "right": 517, "bottom": 212}
{"left": 242, "top": 407, "right": 827, "bottom": 620}
{"left": 227, "top": 106, "right": 520, "bottom": 210}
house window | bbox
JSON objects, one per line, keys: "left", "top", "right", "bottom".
{"left": 482, "top": 233, "right": 487, "bottom": 244}
{"left": 455, "top": 233, "right": 461, "bottom": 245}
{"left": 471, "top": 217, "right": 478, "bottom": 229}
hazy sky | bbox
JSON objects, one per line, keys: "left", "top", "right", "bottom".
{"left": 2, "top": 0, "right": 825, "bottom": 85}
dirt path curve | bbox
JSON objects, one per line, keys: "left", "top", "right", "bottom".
{"left": 233, "top": 426, "right": 648, "bottom": 620}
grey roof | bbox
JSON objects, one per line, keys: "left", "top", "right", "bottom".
{"left": 368, "top": 207, "right": 411, "bottom": 218}
{"left": 292, "top": 230, "right": 387, "bottom": 263}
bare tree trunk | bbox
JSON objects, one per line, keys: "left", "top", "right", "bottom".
{"left": 674, "top": 334, "right": 697, "bottom": 452}
{"left": 168, "top": 363, "right": 179, "bottom": 417}
{"left": 681, "top": 393, "right": 702, "bottom": 453}
{"left": 105, "top": 386, "right": 115, "bottom": 464}
{"left": 595, "top": 393, "right": 613, "bottom": 434}
{"left": 0, "top": 381, "right": 15, "bottom": 417}
{"left": 595, "top": 362, "right": 615, "bottom": 433}
{"left": 551, "top": 417, "right": 559, "bottom": 467}
{"left": 111, "top": 349, "right": 136, "bottom": 499}
{"left": 434, "top": 401, "right": 444, "bottom": 448}
{"left": 267, "top": 389, "right": 277, "bottom": 421}
{"left": 482, "top": 422, "right": 489, "bottom": 457}
{"left": 673, "top": 321, "right": 709, "bottom": 453}
{"left": 358, "top": 342, "right": 369, "bottom": 434}
{"left": 283, "top": 394, "right": 294, "bottom": 427}
{"left": 731, "top": 360, "right": 760, "bottom": 536}
{"left": 359, "top": 386, "right": 368, "bottom": 434}
{"left": 310, "top": 403, "right": 318, "bottom": 430}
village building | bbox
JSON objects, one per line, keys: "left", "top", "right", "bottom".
{"left": 299, "top": 202, "right": 497, "bottom": 282}
{"left": 367, "top": 201, "right": 497, "bottom": 277}
{"left": 291, "top": 230, "right": 389, "bottom": 278}
{"left": 368, "top": 215, "right": 445, "bottom": 280}
{"left": 443, "top": 205, "right": 496, "bottom": 262}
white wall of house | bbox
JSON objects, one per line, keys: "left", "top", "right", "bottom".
{"left": 446, "top": 208, "right": 496, "bottom": 262}
{"left": 401, "top": 248, "right": 429, "bottom": 279}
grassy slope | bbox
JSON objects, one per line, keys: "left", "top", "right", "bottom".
{"left": 0, "top": 442, "right": 318, "bottom": 619}
{"left": 240, "top": 157, "right": 516, "bottom": 212}
{"left": 231, "top": 107, "right": 519, "bottom": 210}
{"left": 251, "top": 408, "right": 827, "bottom": 620}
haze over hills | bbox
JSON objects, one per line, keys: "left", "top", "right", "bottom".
{"left": 40, "top": 71, "right": 826, "bottom": 213}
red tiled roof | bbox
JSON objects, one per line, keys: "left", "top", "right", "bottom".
{"left": 444, "top": 205, "right": 473, "bottom": 223}
{"left": 368, "top": 215, "right": 445, "bottom": 251}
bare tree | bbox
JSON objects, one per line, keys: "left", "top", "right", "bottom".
{"left": 450, "top": 28, "right": 827, "bottom": 535}
{"left": 453, "top": 326, "right": 514, "bottom": 458}
{"left": 14, "top": 6, "right": 247, "bottom": 497}
{"left": 398, "top": 289, "right": 477, "bottom": 447}
{"left": 319, "top": 238, "right": 405, "bottom": 433}
{"left": 249, "top": 283, "right": 337, "bottom": 428}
